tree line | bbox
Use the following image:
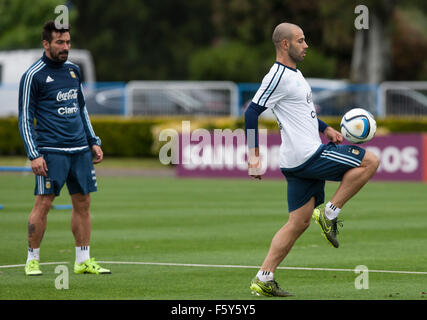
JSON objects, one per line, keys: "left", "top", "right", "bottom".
{"left": 0, "top": 0, "right": 426, "bottom": 82}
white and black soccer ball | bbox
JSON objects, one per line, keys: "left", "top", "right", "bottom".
{"left": 340, "top": 108, "right": 376, "bottom": 144}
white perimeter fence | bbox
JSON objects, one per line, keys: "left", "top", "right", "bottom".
{"left": 1, "top": 80, "right": 426, "bottom": 117}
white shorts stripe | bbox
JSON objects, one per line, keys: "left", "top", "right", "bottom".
{"left": 37, "top": 175, "right": 44, "bottom": 194}
{"left": 322, "top": 150, "right": 362, "bottom": 164}
{"left": 320, "top": 153, "right": 360, "bottom": 167}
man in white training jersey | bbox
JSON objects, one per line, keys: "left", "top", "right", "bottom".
{"left": 244, "top": 22, "right": 379, "bottom": 297}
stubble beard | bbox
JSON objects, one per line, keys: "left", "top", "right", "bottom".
{"left": 49, "top": 47, "right": 68, "bottom": 62}
{"left": 289, "top": 45, "right": 305, "bottom": 63}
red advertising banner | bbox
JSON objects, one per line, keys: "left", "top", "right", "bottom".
{"left": 175, "top": 133, "right": 427, "bottom": 182}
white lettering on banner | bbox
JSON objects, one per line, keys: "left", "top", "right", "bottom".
{"left": 382, "top": 147, "right": 401, "bottom": 173}
{"left": 159, "top": 121, "right": 268, "bottom": 173}
{"left": 401, "top": 147, "right": 418, "bottom": 173}
{"left": 182, "top": 145, "right": 195, "bottom": 169}
{"left": 179, "top": 144, "right": 419, "bottom": 174}
{"left": 182, "top": 144, "right": 255, "bottom": 171}
{"left": 223, "top": 146, "right": 235, "bottom": 169}
{"left": 56, "top": 89, "right": 78, "bottom": 101}
{"left": 236, "top": 145, "right": 249, "bottom": 170}
{"left": 366, "top": 146, "right": 418, "bottom": 173}
{"left": 181, "top": 143, "right": 267, "bottom": 172}
{"left": 159, "top": 124, "right": 420, "bottom": 177}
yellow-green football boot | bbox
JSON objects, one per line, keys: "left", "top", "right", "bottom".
{"left": 312, "top": 206, "right": 343, "bottom": 248}
{"left": 250, "top": 277, "right": 293, "bottom": 297}
{"left": 25, "top": 259, "right": 43, "bottom": 276}
{"left": 74, "top": 258, "right": 111, "bottom": 275}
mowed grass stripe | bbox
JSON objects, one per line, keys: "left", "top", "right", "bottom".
{"left": 1, "top": 174, "right": 427, "bottom": 299}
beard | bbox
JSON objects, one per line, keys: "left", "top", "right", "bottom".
{"left": 288, "top": 44, "right": 305, "bottom": 63}
{"left": 49, "top": 48, "right": 68, "bottom": 62}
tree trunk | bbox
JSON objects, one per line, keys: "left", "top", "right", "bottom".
{"left": 350, "top": 2, "right": 394, "bottom": 84}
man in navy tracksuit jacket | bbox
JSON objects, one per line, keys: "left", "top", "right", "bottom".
{"left": 18, "top": 21, "right": 110, "bottom": 276}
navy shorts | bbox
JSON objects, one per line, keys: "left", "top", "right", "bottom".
{"left": 281, "top": 143, "right": 365, "bottom": 212}
{"left": 34, "top": 150, "right": 97, "bottom": 196}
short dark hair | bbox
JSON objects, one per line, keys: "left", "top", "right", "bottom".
{"left": 42, "top": 20, "right": 70, "bottom": 43}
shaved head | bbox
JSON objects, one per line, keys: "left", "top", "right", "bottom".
{"left": 272, "top": 22, "right": 308, "bottom": 67}
{"left": 272, "top": 23, "right": 302, "bottom": 48}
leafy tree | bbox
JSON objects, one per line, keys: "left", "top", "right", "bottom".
{"left": 0, "top": 0, "right": 76, "bottom": 50}
{"left": 189, "top": 41, "right": 271, "bottom": 82}
{"left": 2, "top": 0, "right": 425, "bottom": 82}
{"left": 71, "top": 0, "right": 215, "bottom": 81}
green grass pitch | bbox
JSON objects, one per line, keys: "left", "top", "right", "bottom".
{"left": 0, "top": 173, "right": 427, "bottom": 300}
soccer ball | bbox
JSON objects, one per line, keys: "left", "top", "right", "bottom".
{"left": 340, "top": 108, "right": 376, "bottom": 144}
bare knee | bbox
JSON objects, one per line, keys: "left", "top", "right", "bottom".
{"left": 361, "top": 150, "right": 380, "bottom": 173}
{"left": 33, "top": 195, "right": 55, "bottom": 215}
{"left": 287, "top": 198, "right": 315, "bottom": 234}
{"left": 288, "top": 214, "right": 311, "bottom": 233}
{"left": 71, "top": 193, "right": 91, "bottom": 214}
